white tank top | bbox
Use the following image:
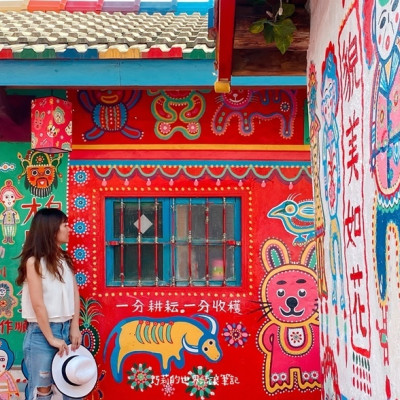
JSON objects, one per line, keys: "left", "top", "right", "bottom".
{"left": 22, "top": 257, "right": 75, "bottom": 323}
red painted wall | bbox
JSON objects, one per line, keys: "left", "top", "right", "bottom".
{"left": 67, "top": 88, "right": 321, "bottom": 399}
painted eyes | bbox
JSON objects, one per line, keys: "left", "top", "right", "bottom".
{"left": 285, "top": 204, "right": 295, "bottom": 215}
{"left": 276, "top": 289, "right": 307, "bottom": 297}
{"left": 203, "top": 339, "right": 215, "bottom": 352}
{"left": 30, "top": 168, "right": 51, "bottom": 176}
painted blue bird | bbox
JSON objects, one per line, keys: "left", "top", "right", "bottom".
{"left": 267, "top": 195, "right": 315, "bottom": 245}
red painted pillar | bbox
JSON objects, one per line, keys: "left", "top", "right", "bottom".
{"left": 214, "top": 0, "right": 235, "bottom": 93}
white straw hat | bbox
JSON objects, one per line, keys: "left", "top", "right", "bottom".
{"left": 52, "top": 345, "right": 98, "bottom": 399}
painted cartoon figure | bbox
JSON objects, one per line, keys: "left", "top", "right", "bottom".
{"left": 212, "top": 89, "right": 297, "bottom": 138}
{"left": 104, "top": 314, "right": 222, "bottom": 382}
{"left": 321, "top": 44, "right": 347, "bottom": 354}
{"left": 0, "top": 180, "right": 23, "bottom": 244}
{"left": 0, "top": 338, "right": 19, "bottom": 400}
{"left": 149, "top": 90, "right": 206, "bottom": 140}
{"left": 0, "top": 281, "right": 18, "bottom": 318}
{"left": 18, "top": 150, "right": 63, "bottom": 198}
{"left": 267, "top": 195, "right": 315, "bottom": 245}
{"left": 308, "top": 62, "right": 328, "bottom": 345}
{"left": 257, "top": 238, "right": 321, "bottom": 394}
{"left": 79, "top": 90, "right": 142, "bottom": 140}
{"left": 369, "top": 0, "right": 400, "bottom": 305}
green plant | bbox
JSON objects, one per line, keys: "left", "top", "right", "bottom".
{"left": 249, "top": 0, "right": 296, "bottom": 55}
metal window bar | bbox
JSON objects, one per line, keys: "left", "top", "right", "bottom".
{"left": 222, "top": 197, "right": 227, "bottom": 285}
{"left": 188, "top": 199, "right": 193, "bottom": 286}
{"left": 137, "top": 198, "right": 142, "bottom": 286}
{"left": 119, "top": 199, "right": 125, "bottom": 286}
{"left": 205, "top": 198, "right": 210, "bottom": 286}
{"left": 154, "top": 198, "right": 159, "bottom": 286}
{"left": 171, "top": 198, "right": 176, "bottom": 286}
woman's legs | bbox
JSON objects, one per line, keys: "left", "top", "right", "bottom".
{"left": 23, "top": 321, "right": 76, "bottom": 400}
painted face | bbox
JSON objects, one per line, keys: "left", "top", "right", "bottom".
{"left": 1, "top": 190, "right": 15, "bottom": 208}
{"left": 0, "top": 350, "right": 7, "bottom": 374}
{"left": 56, "top": 221, "right": 70, "bottom": 245}
{"left": 94, "top": 90, "right": 124, "bottom": 105}
{"left": 265, "top": 267, "right": 318, "bottom": 323}
{"left": 222, "top": 89, "right": 252, "bottom": 109}
{"left": 375, "top": 0, "right": 400, "bottom": 61}
{"left": 321, "top": 77, "right": 336, "bottom": 126}
{"left": 26, "top": 165, "right": 56, "bottom": 190}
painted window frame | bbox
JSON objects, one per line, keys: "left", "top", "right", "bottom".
{"left": 105, "top": 196, "right": 242, "bottom": 287}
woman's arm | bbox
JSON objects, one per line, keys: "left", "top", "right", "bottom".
{"left": 69, "top": 278, "right": 82, "bottom": 351}
{"left": 26, "top": 256, "right": 69, "bottom": 356}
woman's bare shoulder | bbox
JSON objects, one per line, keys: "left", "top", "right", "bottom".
{"left": 26, "top": 256, "right": 41, "bottom": 274}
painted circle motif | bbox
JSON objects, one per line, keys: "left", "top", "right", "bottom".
{"left": 73, "top": 195, "right": 89, "bottom": 211}
{"left": 222, "top": 322, "right": 249, "bottom": 348}
{"left": 72, "top": 246, "right": 88, "bottom": 263}
{"left": 280, "top": 102, "right": 290, "bottom": 112}
{"left": 73, "top": 219, "right": 89, "bottom": 236}
{"left": 75, "top": 271, "right": 88, "bottom": 288}
{"left": 73, "top": 170, "right": 88, "bottom": 185}
{"left": 127, "top": 363, "right": 153, "bottom": 391}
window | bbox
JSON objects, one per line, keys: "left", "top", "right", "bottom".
{"left": 105, "top": 197, "right": 241, "bottom": 287}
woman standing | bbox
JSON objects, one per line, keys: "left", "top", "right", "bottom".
{"left": 16, "top": 208, "right": 82, "bottom": 400}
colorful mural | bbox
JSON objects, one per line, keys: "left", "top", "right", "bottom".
{"left": 0, "top": 338, "right": 19, "bottom": 400}
{"left": 308, "top": 0, "right": 400, "bottom": 398}
{"left": 71, "top": 88, "right": 307, "bottom": 147}
{"left": 0, "top": 180, "right": 23, "bottom": 244}
{"left": 0, "top": 85, "right": 316, "bottom": 400}
{"left": 65, "top": 87, "right": 317, "bottom": 399}
{"left": 0, "top": 141, "right": 67, "bottom": 399}
{"left": 257, "top": 238, "right": 320, "bottom": 394}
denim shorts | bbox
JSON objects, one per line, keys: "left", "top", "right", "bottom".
{"left": 23, "top": 320, "right": 81, "bottom": 400}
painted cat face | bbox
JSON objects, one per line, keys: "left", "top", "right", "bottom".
{"left": 374, "top": 0, "right": 400, "bottom": 61}
{"left": 221, "top": 89, "right": 253, "bottom": 110}
{"left": 264, "top": 265, "right": 318, "bottom": 324}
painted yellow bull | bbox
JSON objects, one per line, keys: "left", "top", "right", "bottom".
{"left": 103, "top": 314, "right": 222, "bottom": 382}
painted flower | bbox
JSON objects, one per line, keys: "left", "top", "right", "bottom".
{"left": 222, "top": 322, "right": 249, "bottom": 348}
{"left": 73, "top": 219, "right": 89, "bottom": 236}
{"left": 75, "top": 270, "right": 88, "bottom": 288}
{"left": 311, "top": 370, "right": 319, "bottom": 380}
{"left": 159, "top": 122, "right": 171, "bottom": 134}
{"left": 280, "top": 101, "right": 291, "bottom": 112}
{"left": 73, "top": 195, "right": 89, "bottom": 211}
{"left": 74, "top": 170, "right": 88, "bottom": 185}
{"left": 127, "top": 363, "right": 153, "bottom": 392}
{"left": 161, "top": 382, "right": 175, "bottom": 397}
{"left": 289, "top": 329, "right": 304, "bottom": 344}
{"left": 72, "top": 246, "right": 88, "bottom": 263}
{"left": 187, "top": 122, "right": 199, "bottom": 134}
{"left": 185, "top": 366, "right": 216, "bottom": 400}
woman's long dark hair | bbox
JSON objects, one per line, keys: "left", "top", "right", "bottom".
{"left": 16, "top": 208, "right": 74, "bottom": 286}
